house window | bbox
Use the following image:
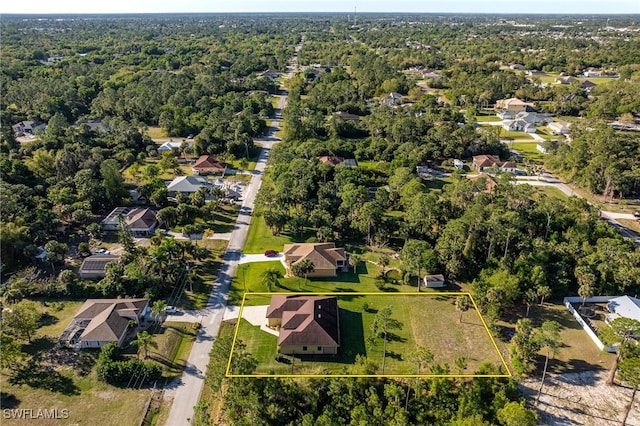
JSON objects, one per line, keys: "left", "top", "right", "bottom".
{"left": 303, "top": 346, "right": 307, "bottom": 351}
{"left": 317, "top": 346, "right": 322, "bottom": 351}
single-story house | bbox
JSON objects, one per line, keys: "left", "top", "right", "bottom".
{"left": 192, "top": 155, "right": 226, "bottom": 175}
{"left": 423, "top": 274, "right": 446, "bottom": 288}
{"left": 548, "top": 121, "right": 571, "bottom": 135}
{"left": 580, "top": 80, "right": 596, "bottom": 92}
{"left": 166, "top": 176, "right": 211, "bottom": 195}
{"left": 384, "top": 92, "right": 403, "bottom": 107}
{"left": 495, "top": 98, "right": 537, "bottom": 119}
{"left": 536, "top": 143, "right": 548, "bottom": 154}
{"left": 12, "top": 120, "right": 46, "bottom": 136}
{"left": 500, "top": 161, "right": 519, "bottom": 174}
{"left": 515, "top": 111, "right": 552, "bottom": 126}
{"left": 333, "top": 111, "right": 361, "bottom": 122}
{"left": 509, "top": 64, "right": 525, "bottom": 70}
{"left": 60, "top": 299, "right": 149, "bottom": 349}
{"left": 283, "top": 243, "right": 347, "bottom": 278}
{"left": 606, "top": 296, "right": 640, "bottom": 327}
{"left": 101, "top": 207, "right": 158, "bottom": 237}
{"left": 468, "top": 174, "right": 498, "bottom": 194}
{"left": 157, "top": 140, "right": 189, "bottom": 153}
{"left": 526, "top": 70, "right": 547, "bottom": 77}
{"left": 557, "top": 76, "right": 578, "bottom": 85}
{"left": 502, "top": 119, "right": 537, "bottom": 133}
{"left": 79, "top": 255, "right": 120, "bottom": 280}
{"left": 583, "top": 68, "right": 603, "bottom": 78}
{"left": 317, "top": 156, "right": 358, "bottom": 167}
{"left": 266, "top": 295, "right": 340, "bottom": 355}
{"left": 472, "top": 155, "right": 501, "bottom": 171}
{"left": 421, "top": 69, "right": 443, "bottom": 79}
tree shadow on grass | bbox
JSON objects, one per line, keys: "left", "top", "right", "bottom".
{"left": 338, "top": 308, "right": 366, "bottom": 364}
{"left": 10, "top": 362, "right": 80, "bottom": 395}
{"left": 0, "top": 392, "right": 20, "bottom": 409}
{"left": 22, "top": 336, "right": 56, "bottom": 356}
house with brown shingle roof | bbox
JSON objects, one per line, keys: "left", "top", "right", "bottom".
{"left": 192, "top": 155, "right": 226, "bottom": 175}
{"left": 101, "top": 207, "right": 158, "bottom": 237}
{"left": 60, "top": 299, "right": 149, "bottom": 349}
{"left": 266, "top": 295, "right": 340, "bottom": 355}
{"left": 283, "top": 243, "right": 347, "bottom": 278}
{"left": 472, "top": 155, "right": 502, "bottom": 171}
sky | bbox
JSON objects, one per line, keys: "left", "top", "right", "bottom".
{"left": 1, "top": 0, "right": 638, "bottom": 15}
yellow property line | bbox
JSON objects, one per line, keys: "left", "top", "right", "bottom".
{"left": 226, "top": 292, "right": 512, "bottom": 378}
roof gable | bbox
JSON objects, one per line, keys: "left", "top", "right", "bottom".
{"left": 271, "top": 296, "right": 340, "bottom": 348}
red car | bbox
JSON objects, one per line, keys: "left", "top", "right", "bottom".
{"left": 264, "top": 250, "right": 279, "bottom": 257}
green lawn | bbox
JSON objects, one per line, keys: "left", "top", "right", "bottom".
{"left": 475, "top": 115, "right": 502, "bottom": 122}
{"left": 183, "top": 239, "right": 228, "bottom": 309}
{"left": 147, "top": 321, "right": 197, "bottom": 378}
{"left": 508, "top": 141, "right": 546, "bottom": 162}
{"left": 533, "top": 186, "right": 568, "bottom": 199}
{"left": 230, "top": 293, "right": 506, "bottom": 376}
{"left": 500, "top": 129, "right": 534, "bottom": 140}
{"left": 243, "top": 216, "right": 315, "bottom": 254}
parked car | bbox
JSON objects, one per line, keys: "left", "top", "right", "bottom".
{"left": 633, "top": 211, "right": 640, "bottom": 218}
{"left": 264, "top": 250, "right": 279, "bottom": 257}
{"left": 164, "top": 306, "right": 177, "bottom": 314}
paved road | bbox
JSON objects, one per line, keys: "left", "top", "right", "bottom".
{"left": 164, "top": 47, "right": 297, "bottom": 426}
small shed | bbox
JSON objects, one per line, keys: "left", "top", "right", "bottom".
{"left": 423, "top": 274, "right": 446, "bottom": 288}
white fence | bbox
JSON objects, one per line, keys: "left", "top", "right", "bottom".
{"left": 563, "top": 296, "right": 616, "bottom": 353}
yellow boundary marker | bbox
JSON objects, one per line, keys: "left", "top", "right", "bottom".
{"left": 226, "top": 292, "right": 511, "bottom": 378}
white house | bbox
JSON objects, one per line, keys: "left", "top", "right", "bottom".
{"left": 548, "top": 121, "right": 571, "bottom": 135}
{"left": 502, "top": 119, "right": 537, "bottom": 133}
{"left": 158, "top": 140, "right": 189, "bottom": 153}
{"left": 606, "top": 296, "right": 640, "bottom": 325}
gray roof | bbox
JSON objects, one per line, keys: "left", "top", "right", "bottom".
{"left": 608, "top": 296, "right": 640, "bottom": 322}
{"left": 167, "top": 176, "right": 210, "bottom": 193}
{"left": 73, "top": 298, "right": 148, "bottom": 343}
{"left": 79, "top": 255, "right": 120, "bottom": 274}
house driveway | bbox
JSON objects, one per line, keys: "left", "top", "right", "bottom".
{"left": 239, "top": 253, "right": 284, "bottom": 264}
{"left": 223, "top": 305, "right": 278, "bottom": 336}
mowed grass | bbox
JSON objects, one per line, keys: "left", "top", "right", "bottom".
{"left": 509, "top": 141, "right": 547, "bottom": 162}
{"left": 500, "top": 129, "right": 534, "bottom": 140}
{"left": 230, "top": 260, "right": 430, "bottom": 306}
{"left": 532, "top": 186, "right": 569, "bottom": 199}
{"left": 230, "top": 293, "right": 506, "bottom": 376}
{"left": 147, "top": 321, "right": 197, "bottom": 378}
{"left": 475, "top": 115, "right": 502, "bottom": 122}
{"left": 243, "top": 216, "right": 315, "bottom": 253}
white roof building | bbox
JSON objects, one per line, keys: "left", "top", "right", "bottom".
{"left": 606, "top": 296, "right": 640, "bottom": 323}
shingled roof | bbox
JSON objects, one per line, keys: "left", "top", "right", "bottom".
{"left": 126, "top": 208, "right": 157, "bottom": 229}
{"left": 283, "top": 243, "right": 346, "bottom": 270}
{"left": 73, "top": 299, "right": 148, "bottom": 344}
{"left": 267, "top": 295, "right": 340, "bottom": 348}
{"left": 193, "top": 155, "right": 226, "bottom": 173}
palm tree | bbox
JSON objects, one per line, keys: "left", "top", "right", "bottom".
{"left": 578, "top": 283, "right": 594, "bottom": 307}
{"left": 292, "top": 259, "right": 314, "bottom": 290}
{"left": 348, "top": 254, "right": 361, "bottom": 273}
{"left": 535, "top": 321, "right": 561, "bottom": 405}
{"left": 260, "top": 268, "right": 283, "bottom": 292}
{"left": 455, "top": 295, "right": 471, "bottom": 323}
{"left": 524, "top": 289, "right": 538, "bottom": 317}
{"left": 370, "top": 305, "right": 402, "bottom": 374}
{"left": 536, "top": 285, "right": 551, "bottom": 306}
{"left": 151, "top": 300, "right": 167, "bottom": 324}
{"left": 131, "top": 331, "right": 158, "bottom": 360}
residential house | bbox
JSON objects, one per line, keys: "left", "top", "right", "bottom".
{"left": 472, "top": 155, "right": 501, "bottom": 171}
{"left": 60, "top": 299, "right": 149, "bottom": 349}
{"left": 515, "top": 111, "right": 552, "bottom": 126}
{"left": 157, "top": 140, "right": 189, "bottom": 153}
{"left": 166, "top": 176, "right": 211, "bottom": 196}
{"left": 334, "top": 111, "right": 361, "bottom": 122}
{"left": 526, "top": 70, "right": 547, "bottom": 77}
{"left": 423, "top": 274, "right": 446, "bottom": 288}
{"left": 548, "top": 121, "right": 571, "bottom": 135}
{"left": 192, "top": 155, "right": 226, "bottom": 175}
{"left": 557, "top": 76, "right": 578, "bottom": 85}
{"left": 468, "top": 174, "right": 498, "bottom": 194}
{"left": 12, "top": 121, "right": 46, "bottom": 136}
{"left": 317, "top": 156, "right": 359, "bottom": 167}
{"left": 101, "top": 207, "right": 158, "bottom": 237}
{"left": 509, "top": 64, "right": 525, "bottom": 70}
{"left": 606, "top": 296, "right": 640, "bottom": 330}
{"left": 495, "top": 98, "right": 537, "bottom": 119}
{"left": 421, "top": 69, "right": 443, "bottom": 79}
{"left": 583, "top": 67, "right": 603, "bottom": 78}
{"left": 536, "top": 143, "right": 549, "bottom": 154}
{"left": 384, "top": 92, "right": 403, "bottom": 107}
{"left": 79, "top": 255, "right": 120, "bottom": 280}
{"left": 500, "top": 161, "right": 520, "bottom": 174}
{"left": 266, "top": 295, "right": 340, "bottom": 355}
{"left": 75, "top": 119, "right": 109, "bottom": 135}
{"left": 580, "top": 80, "right": 596, "bottom": 93}
{"left": 502, "top": 119, "right": 536, "bottom": 133}
{"left": 283, "top": 243, "right": 347, "bottom": 278}
{"left": 258, "top": 69, "right": 280, "bottom": 79}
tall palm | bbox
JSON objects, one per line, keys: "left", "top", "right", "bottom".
{"left": 535, "top": 321, "right": 561, "bottom": 405}
{"left": 455, "top": 295, "right": 471, "bottom": 323}
{"left": 131, "top": 331, "right": 158, "bottom": 360}
{"left": 260, "top": 268, "right": 283, "bottom": 292}
{"left": 151, "top": 300, "right": 167, "bottom": 324}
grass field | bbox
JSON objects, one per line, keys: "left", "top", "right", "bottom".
{"left": 533, "top": 186, "right": 569, "bottom": 199}
{"left": 243, "top": 216, "right": 316, "bottom": 254}
{"left": 500, "top": 129, "right": 534, "bottom": 140}
{"left": 183, "top": 239, "right": 228, "bottom": 309}
{"left": 475, "top": 115, "right": 502, "bottom": 122}
{"left": 229, "top": 293, "right": 507, "bottom": 376}
{"left": 509, "top": 141, "right": 547, "bottom": 162}
{"left": 147, "top": 321, "right": 197, "bottom": 377}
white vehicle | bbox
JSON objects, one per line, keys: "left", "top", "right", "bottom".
{"left": 164, "top": 306, "right": 177, "bottom": 314}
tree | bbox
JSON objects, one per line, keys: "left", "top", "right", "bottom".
{"left": 370, "top": 305, "right": 402, "bottom": 374}
{"left": 101, "top": 159, "right": 127, "bottom": 205}
{"left": 536, "top": 285, "right": 551, "bottom": 306}
{"left": 578, "top": 283, "right": 594, "bottom": 308}
{"left": 2, "top": 300, "right": 41, "bottom": 342}
{"left": 409, "top": 345, "right": 434, "bottom": 375}
{"left": 44, "top": 240, "right": 68, "bottom": 273}
{"left": 0, "top": 333, "right": 23, "bottom": 370}
{"left": 600, "top": 318, "right": 640, "bottom": 386}
{"left": 400, "top": 239, "right": 434, "bottom": 291}
{"left": 524, "top": 289, "right": 538, "bottom": 317}
{"left": 260, "top": 268, "right": 283, "bottom": 292}
{"left": 496, "top": 401, "right": 538, "bottom": 426}
{"left": 131, "top": 331, "right": 157, "bottom": 360}
{"left": 618, "top": 357, "right": 640, "bottom": 426}
{"left": 348, "top": 253, "right": 361, "bottom": 273}
{"left": 535, "top": 321, "right": 561, "bottom": 405}
{"left": 291, "top": 259, "right": 314, "bottom": 290}
{"left": 151, "top": 300, "right": 167, "bottom": 323}
{"left": 456, "top": 295, "right": 471, "bottom": 323}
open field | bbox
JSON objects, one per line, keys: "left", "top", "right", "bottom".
{"left": 147, "top": 322, "right": 198, "bottom": 378}
{"left": 243, "top": 216, "right": 315, "bottom": 254}
{"left": 183, "top": 239, "right": 228, "bottom": 309}
{"left": 500, "top": 129, "right": 534, "bottom": 140}
{"left": 508, "top": 141, "right": 547, "bottom": 162}
{"left": 475, "top": 115, "right": 502, "bottom": 122}
{"left": 532, "top": 185, "right": 569, "bottom": 199}
{"left": 229, "top": 293, "right": 507, "bottom": 376}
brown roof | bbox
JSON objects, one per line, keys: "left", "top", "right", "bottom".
{"left": 501, "top": 161, "right": 518, "bottom": 169}
{"left": 193, "top": 155, "right": 226, "bottom": 173}
{"left": 283, "top": 243, "right": 346, "bottom": 270}
{"left": 74, "top": 299, "right": 148, "bottom": 343}
{"left": 424, "top": 274, "right": 445, "bottom": 283}
{"left": 127, "top": 208, "right": 157, "bottom": 229}
{"left": 317, "top": 156, "right": 345, "bottom": 166}
{"left": 268, "top": 296, "right": 340, "bottom": 348}
{"left": 334, "top": 111, "right": 361, "bottom": 122}
{"left": 472, "top": 155, "right": 502, "bottom": 168}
